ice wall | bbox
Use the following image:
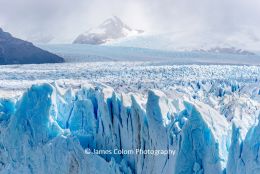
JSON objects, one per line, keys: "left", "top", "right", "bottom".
{"left": 0, "top": 83, "right": 259, "bottom": 174}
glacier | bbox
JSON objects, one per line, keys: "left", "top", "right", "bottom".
{"left": 38, "top": 44, "right": 260, "bottom": 65}
{"left": 1, "top": 80, "right": 260, "bottom": 174}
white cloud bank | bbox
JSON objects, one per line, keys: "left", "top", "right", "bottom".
{"left": 0, "top": 0, "right": 259, "bottom": 44}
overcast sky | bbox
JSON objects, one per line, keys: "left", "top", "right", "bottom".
{"left": 0, "top": 0, "right": 259, "bottom": 43}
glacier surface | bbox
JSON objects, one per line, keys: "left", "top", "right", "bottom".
{"left": 1, "top": 62, "right": 260, "bottom": 173}
{"left": 38, "top": 44, "right": 260, "bottom": 65}
{"left": 0, "top": 79, "right": 260, "bottom": 173}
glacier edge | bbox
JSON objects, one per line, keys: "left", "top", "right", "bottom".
{"left": 0, "top": 83, "right": 259, "bottom": 174}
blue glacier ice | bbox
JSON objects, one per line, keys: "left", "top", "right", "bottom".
{"left": 0, "top": 83, "right": 259, "bottom": 174}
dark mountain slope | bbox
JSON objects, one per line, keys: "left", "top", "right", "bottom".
{"left": 0, "top": 28, "right": 64, "bottom": 65}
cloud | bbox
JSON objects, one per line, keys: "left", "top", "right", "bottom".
{"left": 0, "top": 0, "right": 259, "bottom": 43}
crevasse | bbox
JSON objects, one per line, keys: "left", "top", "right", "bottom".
{"left": 0, "top": 83, "right": 259, "bottom": 174}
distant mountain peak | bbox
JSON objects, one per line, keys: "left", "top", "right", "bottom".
{"left": 99, "top": 16, "right": 130, "bottom": 31}
{"left": 102, "top": 16, "right": 124, "bottom": 25}
{"left": 195, "top": 47, "right": 255, "bottom": 56}
{"left": 73, "top": 16, "right": 144, "bottom": 45}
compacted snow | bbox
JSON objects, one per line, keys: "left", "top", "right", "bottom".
{"left": 1, "top": 61, "right": 260, "bottom": 174}
{"left": 1, "top": 62, "right": 260, "bottom": 96}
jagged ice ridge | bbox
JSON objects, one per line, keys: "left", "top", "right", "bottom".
{"left": 1, "top": 81, "right": 260, "bottom": 174}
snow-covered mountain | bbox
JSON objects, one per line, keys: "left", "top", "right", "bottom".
{"left": 194, "top": 47, "right": 255, "bottom": 56}
{"left": 0, "top": 28, "right": 64, "bottom": 65}
{"left": 73, "top": 16, "right": 144, "bottom": 45}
